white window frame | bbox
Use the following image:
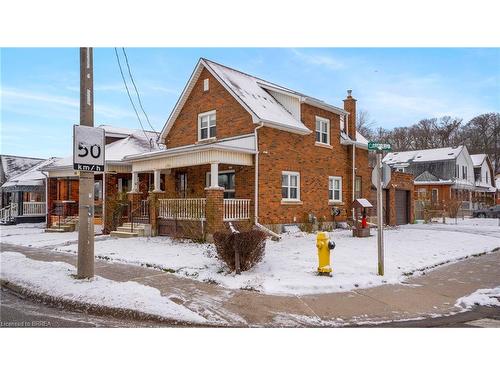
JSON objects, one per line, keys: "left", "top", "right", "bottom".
{"left": 315, "top": 116, "right": 330, "bottom": 145}
{"left": 328, "top": 176, "right": 342, "bottom": 203}
{"left": 198, "top": 110, "right": 216, "bottom": 141}
{"left": 203, "top": 78, "right": 209, "bottom": 91}
{"left": 281, "top": 171, "right": 300, "bottom": 202}
{"left": 340, "top": 114, "right": 345, "bottom": 133}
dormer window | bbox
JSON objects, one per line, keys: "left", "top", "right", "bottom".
{"left": 340, "top": 115, "right": 345, "bottom": 133}
{"left": 315, "top": 116, "right": 330, "bottom": 145}
{"left": 198, "top": 110, "right": 216, "bottom": 141}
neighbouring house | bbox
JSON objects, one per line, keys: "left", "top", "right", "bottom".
{"left": 0, "top": 154, "right": 44, "bottom": 208}
{"left": 0, "top": 158, "right": 60, "bottom": 224}
{"left": 41, "top": 125, "right": 160, "bottom": 233}
{"left": 470, "top": 154, "right": 497, "bottom": 209}
{"left": 383, "top": 146, "right": 486, "bottom": 216}
{"left": 123, "top": 58, "right": 371, "bottom": 239}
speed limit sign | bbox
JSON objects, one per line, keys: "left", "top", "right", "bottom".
{"left": 73, "top": 125, "right": 105, "bottom": 172}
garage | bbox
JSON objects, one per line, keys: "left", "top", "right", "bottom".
{"left": 395, "top": 189, "right": 409, "bottom": 225}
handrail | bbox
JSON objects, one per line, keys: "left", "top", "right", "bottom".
{"left": 223, "top": 199, "right": 251, "bottom": 221}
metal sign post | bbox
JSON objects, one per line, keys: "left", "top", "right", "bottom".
{"left": 76, "top": 47, "right": 95, "bottom": 279}
{"left": 368, "top": 142, "right": 391, "bottom": 276}
{"left": 376, "top": 150, "right": 384, "bottom": 276}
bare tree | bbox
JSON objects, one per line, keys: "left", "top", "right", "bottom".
{"left": 357, "top": 110, "right": 377, "bottom": 139}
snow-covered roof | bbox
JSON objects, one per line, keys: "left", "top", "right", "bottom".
{"left": 45, "top": 130, "right": 160, "bottom": 170}
{"left": 125, "top": 134, "right": 256, "bottom": 161}
{"left": 470, "top": 154, "right": 487, "bottom": 167}
{"left": 160, "top": 58, "right": 356, "bottom": 141}
{"left": 98, "top": 125, "right": 136, "bottom": 138}
{"left": 204, "top": 59, "right": 311, "bottom": 134}
{"left": 1, "top": 158, "right": 60, "bottom": 189}
{"left": 0, "top": 154, "right": 45, "bottom": 182}
{"left": 384, "top": 146, "right": 463, "bottom": 165}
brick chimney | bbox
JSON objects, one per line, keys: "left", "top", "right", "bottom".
{"left": 343, "top": 89, "right": 357, "bottom": 141}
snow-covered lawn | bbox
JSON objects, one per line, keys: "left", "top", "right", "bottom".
{"left": 0, "top": 251, "right": 206, "bottom": 324}
{"left": 455, "top": 286, "right": 500, "bottom": 309}
{"left": 2, "top": 220, "right": 499, "bottom": 296}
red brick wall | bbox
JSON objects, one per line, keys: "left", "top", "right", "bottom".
{"left": 413, "top": 184, "right": 451, "bottom": 207}
{"left": 256, "top": 103, "right": 370, "bottom": 225}
{"left": 162, "top": 71, "right": 371, "bottom": 227}
{"left": 165, "top": 68, "right": 255, "bottom": 149}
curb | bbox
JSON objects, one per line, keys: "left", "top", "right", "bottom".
{"left": 1, "top": 279, "right": 219, "bottom": 328}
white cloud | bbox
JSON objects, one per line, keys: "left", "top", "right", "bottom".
{"left": 291, "top": 49, "right": 345, "bottom": 70}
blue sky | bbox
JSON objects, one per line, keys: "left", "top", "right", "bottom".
{"left": 1, "top": 48, "right": 499, "bottom": 158}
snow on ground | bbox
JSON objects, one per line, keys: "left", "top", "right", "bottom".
{"left": 2, "top": 220, "right": 499, "bottom": 296}
{"left": 0, "top": 223, "right": 102, "bottom": 247}
{"left": 0, "top": 251, "right": 206, "bottom": 324}
{"left": 455, "top": 286, "right": 500, "bottom": 309}
{"left": 53, "top": 223, "right": 500, "bottom": 296}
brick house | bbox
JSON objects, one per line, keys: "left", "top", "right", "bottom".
{"left": 42, "top": 126, "right": 159, "bottom": 233}
{"left": 125, "top": 58, "right": 371, "bottom": 237}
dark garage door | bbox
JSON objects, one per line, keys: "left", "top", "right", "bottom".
{"left": 395, "top": 190, "right": 409, "bottom": 225}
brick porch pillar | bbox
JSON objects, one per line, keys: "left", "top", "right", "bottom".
{"left": 148, "top": 191, "right": 166, "bottom": 236}
{"left": 205, "top": 187, "right": 224, "bottom": 242}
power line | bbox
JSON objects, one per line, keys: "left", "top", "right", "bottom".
{"left": 121, "top": 48, "right": 159, "bottom": 138}
{"left": 113, "top": 48, "right": 151, "bottom": 149}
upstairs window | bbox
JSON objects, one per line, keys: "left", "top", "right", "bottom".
{"left": 340, "top": 115, "right": 345, "bottom": 133}
{"left": 282, "top": 171, "right": 300, "bottom": 201}
{"left": 198, "top": 110, "right": 216, "bottom": 141}
{"left": 329, "top": 176, "right": 342, "bottom": 202}
{"left": 315, "top": 116, "right": 330, "bottom": 145}
{"left": 462, "top": 165, "right": 467, "bottom": 179}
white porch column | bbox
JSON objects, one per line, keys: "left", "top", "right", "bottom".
{"left": 131, "top": 171, "right": 139, "bottom": 193}
{"left": 210, "top": 163, "right": 219, "bottom": 188}
{"left": 153, "top": 169, "right": 163, "bottom": 192}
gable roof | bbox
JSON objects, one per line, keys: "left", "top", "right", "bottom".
{"left": 415, "top": 171, "right": 439, "bottom": 182}
{"left": 0, "top": 154, "right": 45, "bottom": 183}
{"left": 1, "top": 157, "right": 60, "bottom": 190}
{"left": 160, "top": 58, "right": 351, "bottom": 142}
{"left": 383, "top": 146, "right": 464, "bottom": 165}
{"left": 470, "top": 154, "right": 487, "bottom": 167}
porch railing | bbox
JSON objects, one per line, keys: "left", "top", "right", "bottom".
{"left": 0, "top": 203, "right": 18, "bottom": 222}
{"left": 224, "top": 199, "right": 251, "bottom": 221}
{"left": 158, "top": 198, "right": 206, "bottom": 220}
{"left": 23, "top": 202, "right": 46, "bottom": 216}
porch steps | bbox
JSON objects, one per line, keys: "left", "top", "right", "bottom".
{"left": 45, "top": 223, "right": 76, "bottom": 233}
{"left": 110, "top": 222, "right": 145, "bottom": 238}
{"left": 109, "top": 230, "right": 139, "bottom": 238}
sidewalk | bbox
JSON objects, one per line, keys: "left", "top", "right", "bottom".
{"left": 1, "top": 243, "right": 499, "bottom": 326}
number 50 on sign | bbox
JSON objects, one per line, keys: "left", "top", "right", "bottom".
{"left": 73, "top": 125, "right": 105, "bottom": 172}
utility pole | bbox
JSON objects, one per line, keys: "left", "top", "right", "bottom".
{"left": 376, "top": 150, "right": 384, "bottom": 276}
{"left": 77, "top": 47, "right": 95, "bottom": 279}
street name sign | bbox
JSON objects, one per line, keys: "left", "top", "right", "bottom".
{"left": 73, "top": 125, "right": 105, "bottom": 172}
{"left": 368, "top": 142, "right": 392, "bottom": 152}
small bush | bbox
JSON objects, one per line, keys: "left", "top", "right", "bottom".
{"left": 213, "top": 229, "right": 267, "bottom": 272}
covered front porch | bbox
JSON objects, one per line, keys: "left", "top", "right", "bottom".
{"left": 125, "top": 135, "right": 256, "bottom": 240}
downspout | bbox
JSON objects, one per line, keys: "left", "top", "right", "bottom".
{"left": 352, "top": 142, "right": 356, "bottom": 221}
{"left": 254, "top": 122, "right": 264, "bottom": 223}
{"left": 254, "top": 122, "right": 281, "bottom": 240}
{"left": 41, "top": 170, "right": 49, "bottom": 223}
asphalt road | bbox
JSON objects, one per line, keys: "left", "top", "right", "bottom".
{"left": 0, "top": 287, "right": 172, "bottom": 328}
{"left": 2, "top": 286, "right": 499, "bottom": 328}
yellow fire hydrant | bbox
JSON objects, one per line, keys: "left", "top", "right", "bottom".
{"left": 316, "top": 232, "right": 335, "bottom": 276}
